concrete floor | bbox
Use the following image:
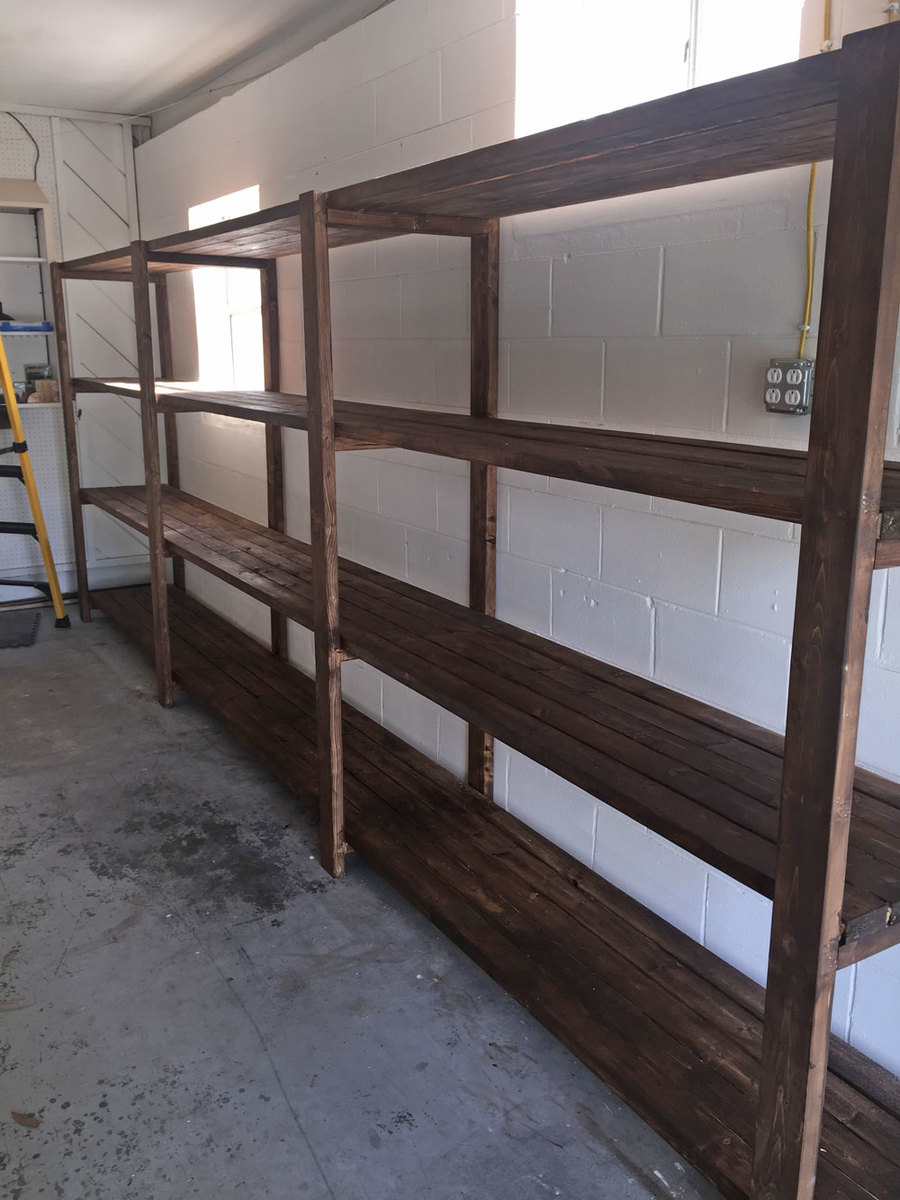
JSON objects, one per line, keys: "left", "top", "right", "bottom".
{"left": 1, "top": 605, "right": 722, "bottom": 1200}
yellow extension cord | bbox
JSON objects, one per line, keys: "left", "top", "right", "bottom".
{"left": 798, "top": 0, "right": 832, "bottom": 359}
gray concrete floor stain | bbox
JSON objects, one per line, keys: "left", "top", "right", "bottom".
{"left": 0, "top": 607, "right": 722, "bottom": 1200}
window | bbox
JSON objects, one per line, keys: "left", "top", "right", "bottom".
{"left": 515, "top": 0, "right": 805, "bottom": 137}
{"left": 188, "top": 186, "right": 264, "bottom": 389}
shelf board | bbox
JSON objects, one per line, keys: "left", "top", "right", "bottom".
{"left": 94, "top": 582, "right": 900, "bottom": 1200}
{"left": 81, "top": 485, "right": 900, "bottom": 964}
{"left": 57, "top": 38, "right": 852, "bottom": 278}
{"left": 73, "top": 378, "right": 900, "bottom": 539}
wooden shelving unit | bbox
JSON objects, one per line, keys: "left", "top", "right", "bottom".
{"left": 53, "top": 25, "right": 900, "bottom": 1199}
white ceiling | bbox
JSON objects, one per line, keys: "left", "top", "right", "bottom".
{"left": 2, "top": 0, "right": 385, "bottom": 118}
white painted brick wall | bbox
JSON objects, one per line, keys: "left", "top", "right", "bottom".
{"left": 132, "top": 0, "right": 900, "bottom": 1076}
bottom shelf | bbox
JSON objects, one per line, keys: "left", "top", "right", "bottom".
{"left": 94, "top": 585, "right": 900, "bottom": 1200}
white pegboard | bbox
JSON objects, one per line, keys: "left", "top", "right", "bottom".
{"left": 0, "top": 113, "right": 60, "bottom": 258}
{"left": 0, "top": 406, "right": 74, "bottom": 573}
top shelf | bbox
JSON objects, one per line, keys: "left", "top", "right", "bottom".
{"left": 55, "top": 32, "right": 858, "bottom": 278}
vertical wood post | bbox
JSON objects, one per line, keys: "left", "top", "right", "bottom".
{"left": 154, "top": 273, "right": 184, "bottom": 591}
{"left": 467, "top": 220, "right": 500, "bottom": 798}
{"left": 261, "top": 259, "right": 288, "bottom": 658}
{"left": 299, "top": 193, "right": 346, "bottom": 878}
{"left": 49, "top": 263, "right": 91, "bottom": 622}
{"left": 752, "top": 26, "right": 900, "bottom": 1200}
{"left": 132, "top": 241, "right": 175, "bottom": 708}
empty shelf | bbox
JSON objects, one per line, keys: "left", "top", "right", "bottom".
{"left": 82, "top": 485, "right": 900, "bottom": 964}
{"left": 74, "top": 378, "right": 900, "bottom": 540}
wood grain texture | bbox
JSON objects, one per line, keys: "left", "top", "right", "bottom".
{"left": 752, "top": 25, "right": 900, "bottom": 1200}
{"left": 131, "top": 242, "right": 174, "bottom": 708}
{"left": 261, "top": 259, "right": 287, "bottom": 658}
{"left": 467, "top": 223, "right": 499, "bottom": 797}
{"left": 300, "top": 192, "right": 346, "bottom": 878}
{"left": 154, "top": 275, "right": 184, "bottom": 592}
{"left": 328, "top": 52, "right": 840, "bottom": 219}
{"left": 49, "top": 263, "right": 91, "bottom": 622}
{"left": 96, "top": 583, "right": 900, "bottom": 1200}
{"left": 74, "top": 378, "right": 900, "bottom": 539}
{"left": 59, "top": 49, "right": 842, "bottom": 279}
{"left": 80, "top": 484, "right": 900, "bottom": 962}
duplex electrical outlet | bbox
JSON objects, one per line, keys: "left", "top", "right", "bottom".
{"left": 764, "top": 358, "right": 815, "bottom": 414}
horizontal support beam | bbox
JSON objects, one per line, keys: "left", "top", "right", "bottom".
{"left": 147, "top": 250, "right": 270, "bottom": 271}
{"left": 327, "top": 208, "right": 493, "bottom": 238}
{"left": 58, "top": 267, "right": 132, "bottom": 282}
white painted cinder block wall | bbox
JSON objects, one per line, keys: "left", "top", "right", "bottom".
{"left": 134, "top": 0, "right": 900, "bottom": 1074}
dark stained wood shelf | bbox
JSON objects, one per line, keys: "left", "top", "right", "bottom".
{"left": 59, "top": 49, "right": 841, "bottom": 281}
{"left": 72, "top": 377, "right": 900, "bottom": 546}
{"left": 55, "top": 28, "right": 900, "bottom": 1195}
{"left": 81, "top": 485, "right": 900, "bottom": 965}
{"left": 94, "top": 583, "right": 900, "bottom": 1200}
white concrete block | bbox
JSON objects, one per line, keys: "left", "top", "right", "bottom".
{"left": 375, "top": 233, "right": 439, "bottom": 277}
{"left": 874, "top": 571, "right": 900, "bottom": 670}
{"left": 650, "top": 496, "right": 794, "bottom": 541}
{"left": 441, "top": 20, "right": 516, "bottom": 121}
{"left": 508, "top": 340, "right": 607, "bottom": 424}
{"left": 508, "top": 488, "right": 601, "bottom": 576}
{"left": 499, "top": 258, "right": 551, "bottom": 339}
{"left": 436, "top": 236, "right": 471, "bottom": 271}
{"left": 498, "top": 467, "right": 549, "bottom": 494}
{"left": 361, "top": 0, "right": 434, "bottom": 80}
{"left": 551, "top": 247, "right": 662, "bottom": 338}
{"left": 436, "top": 473, "right": 470, "bottom": 541}
{"left": 406, "top": 527, "right": 468, "bottom": 603}
{"left": 719, "top": 531, "right": 799, "bottom": 637}
{"left": 552, "top": 574, "right": 654, "bottom": 677}
{"left": 434, "top": 339, "right": 470, "bottom": 409}
{"left": 857, "top": 663, "right": 900, "bottom": 782}
{"left": 655, "top": 604, "right": 790, "bottom": 730}
{"left": 336, "top": 452, "right": 379, "bottom": 512}
{"left": 497, "top": 553, "right": 553, "bottom": 638}
{"left": 437, "top": 710, "right": 468, "bottom": 777}
{"left": 602, "top": 509, "right": 721, "bottom": 613}
{"left": 331, "top": 276, "right": 402, "bottom": 339}
{"left": 392, "top": 117, "right": 473, "bottom": 172}
{"left": 318, "top": 141, "right": 405, "bottom": 191}
{"left": 346, "top": 508, "right": 407, "bottom": 580}
{"left": 376, "top": 55, "right": 441, "bottom": 143}
{"left": 329, "top": 241, "right": 377, "bottom": 282}
{"left": 286, "top": 620, "right": 315, "bottom": 675}
{"left": 333, "top": 337, "right": 379, "bottom": 400}
{"left": 662, "top": 229, "right": 809, "bottom": 337}
{"left": 506, "top": 753, "right": 597, "bottom": 868}
{"left": 604, "top": 336, "right": 729, "bottom": 433}
{"left": 341, "top": 658, "right": 383, "bottom": 724}
{"left": 382, "top": 675, "right": 440, "bottom": 759}
{"left": 378, "top": 461, "right": 438, "bottom": 530}
{"left": 593, "top": 808, "right": 709, "bottom": 942}
{"left": 471, "top": 101, "right": 516, "bottom": 149}
{"left": 850, "top": 944, "right": 900, "bottom": 1077}
{"left": 426, "top": 0, "right": 507, "bottom": 49}
{"left": 704, "top": 872, "right": 770, "bottom": 985}
{"left": 865, "top": 571, "right": 887, "bottom": 665}
{"left": 548, "top": 477, "right": 653, "bottom": 513}
{"left": 374, "top": 339, "right": 437, "bottom": 405}
{"left": 491, "top": 741, "right": 513, "bottom": 809}
{"left": 401, "top": 269, "right": 469, "bottom": 337}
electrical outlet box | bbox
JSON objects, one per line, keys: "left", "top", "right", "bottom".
{"left": 764, "top": 358, "right": 815, "bottom": 414}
